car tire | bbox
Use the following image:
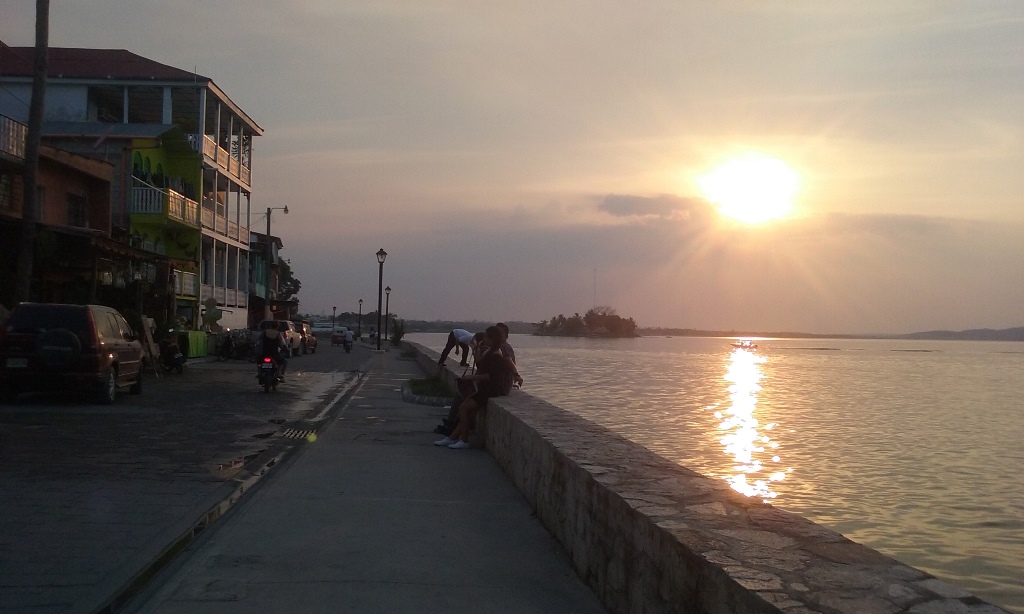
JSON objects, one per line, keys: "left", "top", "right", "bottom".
{"left": 129, "top": 366, "right": 143, "bottom": 395}
{"left": 96, "top": 367, "right": 117, "bottom": 405}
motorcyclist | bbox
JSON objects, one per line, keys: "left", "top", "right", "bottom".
{"left": 343, "top": 326, "right": 354, "bottom": 349}
{"left": 258, "top": 321, "right": 289, "bottom": 380}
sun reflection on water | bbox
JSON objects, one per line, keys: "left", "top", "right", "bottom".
{"left": 715, "top": 346, "right": 786, "bottom": 502}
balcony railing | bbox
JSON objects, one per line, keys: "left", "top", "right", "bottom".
{"left": 0, "top": 115, "right": 27, "bottom": 159}
{"left": 199, "top": 200, "right": 250, "bottom": 246}
{"left": 195, "top": 133, "right": 251, "bottom": 186}
{"left": 199, "top": 283, "right": 247, "bottom": 307}
{"left": 131, "top": 180, "right": 200, "bottom": 226}
{"left": 174, "top": 270, "right": 198, "bottom": 297}
{"left": 202, "top": 134, "right": 216, "bottom": 159}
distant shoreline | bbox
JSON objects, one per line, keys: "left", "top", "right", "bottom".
{"left": 400, "top": 321, "right": 1024, "bottom": 342}
{"left": 635, "top": 327, "right": 1024, "bottom": 342}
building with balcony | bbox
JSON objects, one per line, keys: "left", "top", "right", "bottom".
{"left": 0, "top": 114, "right": 158, "bottom": 311}
{"left": 0, "top": 43, "right": 262, "bottom": 330}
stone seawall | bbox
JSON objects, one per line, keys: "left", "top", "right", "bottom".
{"left": 406, "top": 342, "right": 1008, "bottom": 614}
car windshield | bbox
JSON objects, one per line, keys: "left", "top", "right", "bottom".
{"left": 4, "top": 305, "right": 90, "bottom": 335}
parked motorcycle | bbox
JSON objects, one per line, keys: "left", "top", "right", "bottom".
{"left": 159, "top": 330, "right": 186, "bottom": 374}
{"left": 217, "top": 330, "right": 234, "bottom": 362}
{"left": 216, "top": 329, "right": 256, "bottom": 362}
{"left": 257, "top": 355, "right": 279, "bottom": 392}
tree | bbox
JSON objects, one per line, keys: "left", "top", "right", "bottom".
{"left": 278, "top": 258, "right": 301, "bottom": 301}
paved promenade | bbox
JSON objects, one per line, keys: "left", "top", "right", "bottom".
{"left": 126, "top": 349, "right": 604, "bottom": 613}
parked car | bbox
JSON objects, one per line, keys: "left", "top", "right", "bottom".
{"left": 256, "top": 320, "right": 302, "bottom": 357}
{"left": 0, "top": 303, "right": 144, "bottom": 404}
{"left": 292, "top": 319, "right": 317, "bottom": 354}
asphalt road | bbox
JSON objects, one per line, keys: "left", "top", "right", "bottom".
{"left": 0, "top": 335, "right": 374, "bottom": 613}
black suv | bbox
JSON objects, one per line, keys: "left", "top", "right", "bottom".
{"left": 0, "top": 303, "right": 145, "bottom": 404}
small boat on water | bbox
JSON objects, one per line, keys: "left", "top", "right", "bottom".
{"left": 731, "top": 340, "right": 758, "bottom": 350}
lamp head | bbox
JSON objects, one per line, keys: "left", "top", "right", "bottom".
{"left": 385, "top": 286, "right": 391, "bottom": 295}
{"left": 283, "top": 206, "right": 289, "bottom": 214}
{"left": 376, "top": 248, "right": 387, "bottom": 264}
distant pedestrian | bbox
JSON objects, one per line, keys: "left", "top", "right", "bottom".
{"left": 438, "top": 328, "right": 475, "bottom": 367}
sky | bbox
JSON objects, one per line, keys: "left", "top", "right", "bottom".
{"left": 3, "top": 1, "right": 1022, "bottom": 334}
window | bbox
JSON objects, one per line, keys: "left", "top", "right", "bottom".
{"left": 94, "top": 311, "right": 118, "bottom": 340}
{"left": 113, "top": 313, "right": 134, "bottom": 340}
{"left": 0, "top": 174, "right": 12, "bottom": 210}
{"left": 67, "top": 193, "right": 88, "bottom": 227}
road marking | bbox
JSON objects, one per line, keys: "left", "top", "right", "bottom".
{"left": 305, "top": 371, "right": 362, "bottom": 422}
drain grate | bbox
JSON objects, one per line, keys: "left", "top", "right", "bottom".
{"left": 281, "top": 429, "right": 315, "bottom": 439}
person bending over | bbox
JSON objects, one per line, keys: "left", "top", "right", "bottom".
{"left": 438, "top": 328, "right": 475, "bottom": 367}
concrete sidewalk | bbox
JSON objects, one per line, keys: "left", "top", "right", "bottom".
{"left": 127, "top": 350, "right": 605, "bottom": 614}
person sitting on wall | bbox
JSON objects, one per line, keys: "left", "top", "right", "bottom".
{"left": 495, "top": 322, "right": 524, "bottom": 389}
{"left": 434, "top": 326, "right": 518, "bottom": 449}
{"left": 434, "top": 332, "right": 487, "bottom": 436}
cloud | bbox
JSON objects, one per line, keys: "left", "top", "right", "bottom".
{"left": 598, "top": 194, "right": 710, "bottom": 222}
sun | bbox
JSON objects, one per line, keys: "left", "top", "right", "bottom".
{"left": 697, "top": 153, "right": 800, "bottom": 224}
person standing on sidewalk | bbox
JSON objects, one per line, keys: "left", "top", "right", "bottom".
{"left": 438, "top": 328, "right": 476, "bottom": 367}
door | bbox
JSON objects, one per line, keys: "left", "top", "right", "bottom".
{"left": 109, "top": 312, "right": 143, "bottom": 383}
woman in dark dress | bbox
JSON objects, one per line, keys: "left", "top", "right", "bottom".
{"left": 435, "top": 326, "right": 516, "bottom": 449}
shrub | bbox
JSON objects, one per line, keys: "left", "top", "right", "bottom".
{"left": 408, "top": 375, "right": 451, "bottom": 397}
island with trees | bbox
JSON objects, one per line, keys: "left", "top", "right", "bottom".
{"left": 534, "top": 306, "right": 638, "bottom": 338}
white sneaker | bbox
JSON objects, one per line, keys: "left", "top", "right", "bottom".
{"left": 434, "top": 437, "right": 456, "bottom": 446}
{"left": 448, "top": 440, "right": 471, "bottom": 449}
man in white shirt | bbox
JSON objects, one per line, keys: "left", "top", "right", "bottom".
{"left": 438, "top": 328, "right": 475, "bottom": 367}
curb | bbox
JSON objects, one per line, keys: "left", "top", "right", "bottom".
{"left": 400, "top": 382, "right": 452, "bottom": 407}
{"left": 93, "top": 371, "right": 366, "bottom": 613}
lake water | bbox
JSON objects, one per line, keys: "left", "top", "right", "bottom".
{"left": 407, "top": 333, "right": 1024, "bottom": 612}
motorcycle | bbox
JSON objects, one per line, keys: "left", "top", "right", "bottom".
{"left": 343, "top": 339, "right": 352, "bottom": 353}
{"left": 216, "top": 329, "right": 256, "bottom": 362}
{"left": 160, "top": 330, "right": 186, "bottom": 374}
{"left": 257, "top": 355, "right": 279, "bottom": 392}
{"left": 217, "top": 330, "right": 234, "bottom": 362}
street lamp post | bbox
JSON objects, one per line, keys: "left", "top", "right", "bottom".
{"left": 375, "top": 248, "right": 387, "bottom": 351}
{"left": 264, "top": 205, "right": 289, "bottom": 320}
{"left": 332, "top": 305, "right": 336, "bottom": 333}
{"left": 357, "top": 299, "right": 363, "bottom": 339}
{"left": 384, "top": 286, "right": 391, "bottom": 343}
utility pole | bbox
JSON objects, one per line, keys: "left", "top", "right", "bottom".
{"left": 15, "top": 0, "right": 49, "bottom": 302}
